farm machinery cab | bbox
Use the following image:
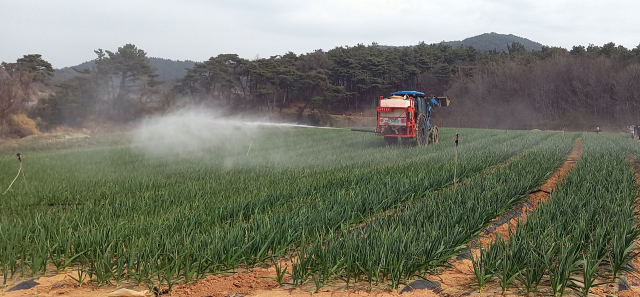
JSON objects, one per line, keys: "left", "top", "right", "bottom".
{"left": 376, "top": 91, "right": 449, "bottom": 146}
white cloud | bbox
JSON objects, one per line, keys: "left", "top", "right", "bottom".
{"left": 1, "top": 0, "right": 638, "bottom": 68}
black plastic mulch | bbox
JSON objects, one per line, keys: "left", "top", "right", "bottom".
{"left": 400, "top": 279, "right": 441, "bottom": 294}
{"left": 7, "top": 279, "right": 39, "bottom": 291}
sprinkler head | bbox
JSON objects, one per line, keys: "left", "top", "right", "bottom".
{"left": 17, "top": 153, "right": 21, "bottom": 162}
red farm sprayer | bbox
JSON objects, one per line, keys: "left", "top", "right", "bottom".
{"left": 352, "top": 91, "right": 450, "bottom": 146}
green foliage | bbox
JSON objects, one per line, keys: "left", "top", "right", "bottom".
{"left": 507, "top": 42, "right": 528, "bottom": 56}
{"left": 175, "top": 54, "right": 248, "bottom": 102}
{"left": 30, "top": 73, "right": 100, "bottom": 129}
{"left": 170, "top": 37, "right": 640, "bottom": 124}
{"left": 480, "top": 133, "right": 640, "bottom": 296}
{"left": 290, "top": 132, "right": 576, "bottom": 288}
{"left": 93, "top": 44, "right": 158, "bottom": 120}
{"left": 39, "top": 36, "right": 640, "bottom": 130}
{"left": 570, "top": 45, "right": 586, "bottom": 55}
{"left": 0, "top": 128, "right": 576, "bottom": 290}
{"left": 471, "top": 247, "right": 495, "bottom": 292}
{"left": 94, "top": 44, "right": 157, "bottom": 85}
{"left": 1, "top": 54, "right": 54, "bottom": 82}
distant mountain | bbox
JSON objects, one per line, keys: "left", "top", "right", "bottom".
{"left": 146, "top": 58, "right": 196, "bottom": 81}
{"left": 54, "top": 60, "right": 96, "bottom": 80}
{"left": 442, "top": 32, "right": 544, "bottom": 52}
{"left": 54, "top": 57, "right": 196, "bottom": 82}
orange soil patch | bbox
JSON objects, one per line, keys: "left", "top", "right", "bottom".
{"left": 165, "top": 265, "right": 440, "bottom": 297}
{"left": 251, "top": 288, "right": 439, "bottom": 297}
{"left": 477, "top": 138, "right": 582, "bottom": 247}
{"left": 165, "top": 269, "right": 278, "bottom": 297}
{"left": 1, "top": 268, "right": 279, "bottom": 297}
{"left": 0, "top": 272, "right": 119, "bottom": 297}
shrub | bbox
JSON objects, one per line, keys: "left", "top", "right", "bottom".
{"left": 8, "top": 113, "right": 39, "bottom": 137}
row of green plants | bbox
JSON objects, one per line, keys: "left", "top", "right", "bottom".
{"left": 1, "top": 128, "right": 531, "bottom": 213}
{"left": 283, "top": 133, "right": 577, "bottom": 291}
{"left": 0, "top": 128, "right": 563, "bottom": 289}
{"left": 474, "top": 133, "right": 640, "bottom": 296}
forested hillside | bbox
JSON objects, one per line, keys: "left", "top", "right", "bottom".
{"left": 53, "top": 33, "right": 539, "bottom": 82}
{"left": 2, "top": 35, "right": 640, "bottom": 137}
{"left": 442, "top": 32, "right": 543, "bottom": 52}
{"left": 54, "top": 58, "right": 196, "bottom": 81}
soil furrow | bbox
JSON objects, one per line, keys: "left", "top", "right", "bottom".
{"left": 477, "top": 137, "right": 582, "bottom": 247}
{"left": 429, "top": 138, "right": 582, "bottom": 296}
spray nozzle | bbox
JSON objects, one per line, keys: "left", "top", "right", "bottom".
{"left": 16, "top": 153, "right": 21, "bottom": 162}
{"left": 455, "top": 134, "right": 459, "bottom": 146}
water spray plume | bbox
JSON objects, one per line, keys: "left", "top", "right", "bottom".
{"left": 131, "top": 107, "right": 342, "bottom": 157}
{"left": 244, "top": 122, "right": 342, "bottom": 130}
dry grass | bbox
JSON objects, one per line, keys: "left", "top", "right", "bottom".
{"left": 9, "top": 114, "right": 39, "bottom": 137}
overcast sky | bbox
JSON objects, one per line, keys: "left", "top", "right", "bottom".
{"left": 2, "top": 0, "right": 639, "bottom": 68}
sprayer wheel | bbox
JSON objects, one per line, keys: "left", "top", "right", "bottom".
{"left": 416, "top": 113, "right": 429, "bottom": 146}
{"left": 401, "top": 137, "right": 411, "bottom": 146}
{"left": 430, "top": 126, "right": 439, "bottom": 144}
{"left": 384, "top": 136, "right": 398, "bottom": 146}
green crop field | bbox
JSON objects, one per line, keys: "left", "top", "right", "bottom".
{"left": 0, "top": 127, "right": 638, "bottom": 295}
{"left": 477, "top": 133, "right": 640, "bottom": 296}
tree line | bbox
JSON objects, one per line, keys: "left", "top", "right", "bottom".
{"left": 443, "top": 43, "right": 640, "bottom": 130}
{"left": 2, "top": 40, "right": 640, "bottom": 136}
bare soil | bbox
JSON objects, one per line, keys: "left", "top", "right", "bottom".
{"left": 0, "top": 266, "right": 439, "bottom": 297}
{"left": 0, "top": 272, "right": 124, "bottom": 297}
